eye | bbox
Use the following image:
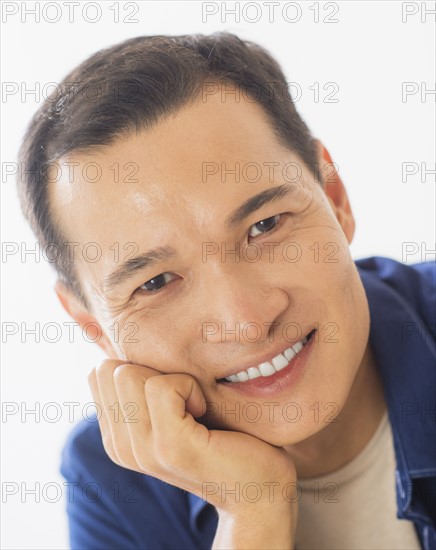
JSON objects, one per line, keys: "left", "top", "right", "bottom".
{"left": 137, "top": 272, "right": 175, "bottom": 293}
{"left": 248, "top": 214, "right": 281, "bottom": 238}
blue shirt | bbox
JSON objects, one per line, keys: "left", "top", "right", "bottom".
{"left": 60, "top": 257, "right": 436, "bottom": 549}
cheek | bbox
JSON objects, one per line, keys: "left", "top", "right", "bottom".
{"left": 303, "top": 261, "right": 370, "bottom": 414}
{"left": 279, "top": 261, "right": 369, "bottom": 442}
{"left": 99, "top": 308, "right": 143, "bottom": 362}
{"left": 101, "top": 307, "right": 189, "bottom": 373}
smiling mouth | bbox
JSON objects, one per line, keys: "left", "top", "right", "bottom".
{"left": 217, "top": 329, "right": 316, "bottom": 384}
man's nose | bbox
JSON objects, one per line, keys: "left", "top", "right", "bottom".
{"left": 198, "top": 263, "right": 289, "bottom": 344}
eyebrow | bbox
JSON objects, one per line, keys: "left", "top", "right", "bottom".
{"left": 102, "top": 246, "right": 177, "bottom": 294}
{"left": 102, "top": 183, "right": 296, "bottom": 295}
{"left": 225, "top": 183, "right": 296, "bottom": 229}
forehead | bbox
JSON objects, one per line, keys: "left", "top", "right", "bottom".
{"left": 50, "top": 92, "right": 300, "bottom": 226}
{"left": 48, "top": 93, "right": 310, "bottom": 289}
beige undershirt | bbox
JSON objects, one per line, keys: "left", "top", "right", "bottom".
{"left": 294, "top": 412, "right": 421, "bottom": 550}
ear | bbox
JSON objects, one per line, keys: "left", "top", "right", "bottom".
{"left": 314, "top": 139, "right": 356, "bottom": 244}
{"left": 54, "top": 280, "right": 118, "bottom": 359}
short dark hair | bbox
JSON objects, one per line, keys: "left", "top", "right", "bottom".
{"left": 17, "top": 32, "right": 321, "bottom": 310}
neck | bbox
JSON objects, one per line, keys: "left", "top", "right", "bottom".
{"left": 285, "top": 341, "right": 387, "bottom": 478}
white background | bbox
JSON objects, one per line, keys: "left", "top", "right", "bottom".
{"left": 1, "top": 1, "right": 435, "bottom": 548}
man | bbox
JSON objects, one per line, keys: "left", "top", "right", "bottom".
{"left": 17, "top": 33, "right": 435, "bottom": 549}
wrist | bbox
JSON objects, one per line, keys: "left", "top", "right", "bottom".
{"left": 213, "top": 502, "right": 297, "bottom": 549}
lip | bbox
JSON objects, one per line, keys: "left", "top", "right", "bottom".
{"left": 217, "top": 330, "right": 315, "bottom": 397}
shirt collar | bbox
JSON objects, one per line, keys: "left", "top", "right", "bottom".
{"left": 357, "top": 259, "right": 436, "bottom": 476}
{"left": 187, "top": 258, "right": 436, "bottom": 526}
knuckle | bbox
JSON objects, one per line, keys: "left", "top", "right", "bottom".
{"left": 100, "top": 436, "right": 123, "bottom": 467}
{"left": 135, "top": 452, "right": 160, "bottom": 475}
{"left": 112, "top": 447, "right": 135, "bottom": 468}
{"left": 101, "top": 434, "right": 117, "bottom": 460}
{"left": 113, "top": 363, "right": 138, "bottom": 385}
{"left": 95, "top": 359, "right": 128, "bottom": 380}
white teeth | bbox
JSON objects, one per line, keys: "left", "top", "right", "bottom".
{"left": 284, "top": 348, "right": 296, "bottom": 362}
{"left": 272, "top": 354, "right": 288, "bottom": 371}
{"left": 223, "top": 334, "right": 310, "bottom": 383}
{"left": 292, "top": 341, "right": 303, "bottom": 354}
{"left": 247, "top": 366, "right": 261, "bottom": 379}
{"left": 258, "top": 362, "right": 276, "bottom": 376}
{"left": 236, "top": 371, "right": 249, "bottom": 382}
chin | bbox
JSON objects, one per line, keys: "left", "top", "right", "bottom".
{"left": 213, "top": 412, "right": 336, "bottom": 448}
{"left": 258, "top": 419, "right": 332, "bottom": 447}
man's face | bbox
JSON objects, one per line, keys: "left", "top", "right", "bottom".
{"left": 51, "top": 90, "right": 369, "bottom": 446}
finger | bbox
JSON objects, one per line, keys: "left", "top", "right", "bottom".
{"left": 88, "top": 363, "right": 122, "bottom": 465}
{"left": 145, "top": 374, "right": 208, "bottom": 474}
{"left": 113, "top": 363, "right": 157, "bottom": 471}
{"left": 94, "top": 359, "right": 137, "bottom": 467}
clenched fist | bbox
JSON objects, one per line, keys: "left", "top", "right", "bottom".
{"left": 88, "top": 359, "right": 298, "bottom": 548}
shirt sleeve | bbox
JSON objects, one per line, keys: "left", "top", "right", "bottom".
{"left": 59, "top": 417, "right": 212, "bottom": 549}
{"left": 60, "top": 420, "right": 139, "bottom": 549}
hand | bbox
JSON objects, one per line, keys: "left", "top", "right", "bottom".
{"left": 88, "top": 359, "right": 298, "bottom": 547}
